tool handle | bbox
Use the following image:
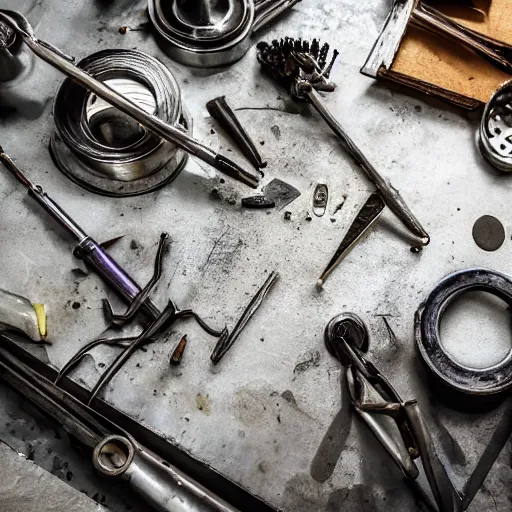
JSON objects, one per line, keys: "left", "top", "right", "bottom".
{"left": 74, "top": 238, "right": 160, "bottom": 320}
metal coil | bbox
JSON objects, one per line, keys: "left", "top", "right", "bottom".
{"left": 478, "top": 79, "right": 512, "bottom": 173}
{"left": 50, "top": 49, "right": 190, "bottom": 196}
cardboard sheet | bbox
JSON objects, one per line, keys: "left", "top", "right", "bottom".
{"left": 389, "top": 0, "right": 512, "bottom": 107}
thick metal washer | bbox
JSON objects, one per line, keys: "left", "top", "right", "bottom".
{"left": 415, "top": 268, "right": 512, "bottom": 395}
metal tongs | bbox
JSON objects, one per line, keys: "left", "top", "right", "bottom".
{"left": 0, "top": 9, "right": 259, "bottom": 188}
{"left": 0, "top": 337, "right": 239, "bottom": 512}
{"left": 410, "top": 1, "right": 512, "bottom": 74}
{"left": 325, "top": 313, "right": 512, "bottom": 512}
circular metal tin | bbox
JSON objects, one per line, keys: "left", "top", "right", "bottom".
{"left": 415, "top": 268, "right": 512, "bottom": 395}
{"left": 50, "top": 49, "right": 190, "bottom": 196}
{"left": 479, "top": 79, "right": 512, "bottom": 172}
{"left": 148, "top": 0, "right": 255, "bottom": 67}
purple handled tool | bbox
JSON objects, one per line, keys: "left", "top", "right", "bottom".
{"left": 0, "top": 145, "right": 160, "bottom": 320}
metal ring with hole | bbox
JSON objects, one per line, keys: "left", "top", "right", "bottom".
{"left": 92, "top": 434, "right": 135, "bottom": 477}
{"left": 148, "top": 0, "right": 255, "bottom": 67}
{"left": 50, "top": 49, "right": 190, "bottom": 197}
{"left": 478, "top": 79, "right": 512, "bottom": 172}
{"left": 415, "top": 268, "right": 512, "bottom": 395}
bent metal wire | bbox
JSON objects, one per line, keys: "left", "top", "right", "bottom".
{"left": 51, "top": 49, "right": 191, "bottom": 196}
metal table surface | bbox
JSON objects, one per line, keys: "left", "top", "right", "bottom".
{"left": 1, "top": 1, "right": 511, "bottom": 511}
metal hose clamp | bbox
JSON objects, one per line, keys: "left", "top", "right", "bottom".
{"left": 478, "top": 79, "right": 512, "bottom": 172}
{"left": 148, "top": 0, "right": 302, "bottom": 67}
{"left": 50, "top": 49, "right": 191, "bottom": 197}
{"left": 415, "top": 268, "right": 512, "bottom": 395}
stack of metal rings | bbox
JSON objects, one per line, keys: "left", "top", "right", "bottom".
{"left": 478, "top": 79, "right": 512, "bottom": 173}
{"left": 148, "top": 0, "right": 255, "bottom": 67}
{"left": 50, "top": 49, "right": 191, "bottom": 196}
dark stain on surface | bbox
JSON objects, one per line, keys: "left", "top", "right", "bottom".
{"left": 310, "top": 374, "right": 352, "bottom": 482}
{"left": 437, "top": 422, "right": 467, "bottom": 466}
{"left": 270, "top": 125, "right": 281, "bottom": 139}
{"left": 281, "top": 390, "right": 297, "bottom": 406}
{"left": 294, "top": 349, "right": 321, "bottom": 374}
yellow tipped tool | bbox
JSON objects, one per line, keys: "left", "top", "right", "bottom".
{"left": 0, "top": 288, "right": 47, "bottom": 342}
{"left": 32, "top": 303, "right": 47, "bottom": 340}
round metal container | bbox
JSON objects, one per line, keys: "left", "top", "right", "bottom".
{"left": 478, "top": 79, "right": 512, "bottom": 172}
{"left": 148, "top": 0, "right": 255, "bottom": 67}
{"left": 50, "top": 49, "right": 190, "bottom": 196}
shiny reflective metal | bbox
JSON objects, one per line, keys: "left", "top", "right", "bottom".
{"left": 257, "top": 38, "right": 430, "bottom": 247}
{"left": 211, "top": 270, "right": 278, "bottom": 364}
{"left": 148, "top": 0, "right": 302, "bottom": 67}
{"left": 325, "top": 312, "right": 512, "bottom": 512}
{"left": 51, "top": 50, "right": 191, "bottom": 196}
{"left": 415, "top": 268, "right": 512, "bottom": 395}
{"left": 312, "top": 182, "right": 328, "bottom": 217}
{"left": 0, "top": 10, "right": 259, "bottom": 189}
{"left": 478, "top": 79, "right": 512, "bottom": 172}
{"left": 0, "top": 342, "right": 241, "bottom": 512}
{"left": 410, "top": 1, "right": 512, "bottom": 74}
{"left": 207, "top": 95, "right": 266, "bottom": 171}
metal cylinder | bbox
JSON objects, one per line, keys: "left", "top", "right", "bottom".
{"left": 478, "top": 79, "right": 512, "bottom": 172}
{"left": 50, "top": 49, "right": 191, "bottom": 196}
{"left": 148, "top": 0, "right": 301, "bottom": 67}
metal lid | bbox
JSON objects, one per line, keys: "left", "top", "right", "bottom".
{"left": 149, "top": 0, "right": 254, "bottom": 66}
{"left": 479, "top": 79, "right": 512, "bottom": 172}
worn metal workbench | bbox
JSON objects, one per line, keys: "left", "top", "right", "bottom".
{"left": 1, "top": 0, "right": 512, "bottom": 511}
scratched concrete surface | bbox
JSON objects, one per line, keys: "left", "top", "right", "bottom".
{"left": 1, "top": 0, "right": 512, "bottom": 511}
{"left": 0, "top": 441, "right": 106, "bottom": 512}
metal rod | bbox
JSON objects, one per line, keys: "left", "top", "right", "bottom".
{"left": 0, "top": 10, "right": 259, "bottom": 189}
{"left": 211, "top": 271, "right": 278, "bottom": 364}
{"left": 306, "top": 88, "right": 430, "bottom": 246}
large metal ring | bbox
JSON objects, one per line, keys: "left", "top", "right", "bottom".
{"left": 50, "top": 49, "right": 190, "bottom": 196}
{"left": 415, "top": 268, "right": 512, "bottom": 395}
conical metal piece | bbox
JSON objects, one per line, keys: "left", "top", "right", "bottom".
{"left": 207, "top": 96, "right": 266, "bottom": 172}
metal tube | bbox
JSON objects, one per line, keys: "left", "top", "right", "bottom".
{"left": 123, "top": 449, "right": 241, "bottom": 512}
{"left": 306, "top": 88, "right": 430, "bottom": 246}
